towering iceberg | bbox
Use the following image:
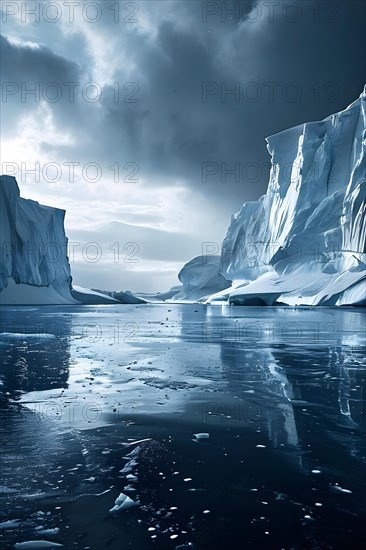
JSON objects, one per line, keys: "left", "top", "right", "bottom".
{"left": 0, "top": 175, "right": 77, "bottom": 305}
{"left": 0, "top": 176, "right": 146, "bottom": 305}
{"left": 214, "top": 87, "right": 366, "bottom": 306}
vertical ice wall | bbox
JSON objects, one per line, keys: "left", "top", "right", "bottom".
{"left": 219, "top": 87, "right": 366, "bottom": 305}
{"left": 0, "top": 175, "right": 77, "bottom": 304}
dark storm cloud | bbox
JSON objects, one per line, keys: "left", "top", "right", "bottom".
{"left": 50, "top": 0, "right": 366, "bottom": 207}
{"left": 138, "top": 0, "right": 366, "bottom": 199}
{"left": 144, "top": 4, "right": 359, "bottom": 204}
{"left": 0, "top": 33, "right": 83, "bottom": 139}
{"left": 2, "top": 0, "right": 365, "bottom": 211}
{"left": 0, "top": 33, "right": 80, "bottom": 82}
{"left": 1, "top": 0, "right": 365, "bottom": 291}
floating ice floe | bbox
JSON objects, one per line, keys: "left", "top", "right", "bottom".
{"left": 109, "top": 492, "right": 139, "bottom": 514}
{"left": 123, "top": 484, "right": 136, "bottom": 492}
{"left": 193, "top": 433, "right": 210, "bottom": 440}
{"left": 125, "top": 474, "right": 138, "bottom": 482}
{"left": 14, "top": 542, "right": 64, "bottom": 549}
{"left": 120, "top": 459, "right": 138, "bottom": 474}
{"left": 0, "top": 485, "right": 17, "bottom": 494}
{"left": 330, "top": 484, "right": 352, "bottom": 494}
{"left": 0, "top": 333, "right": 55, "bottom": 340}
{"left": 0, "top": 519, "right": 21, "bottom": 529}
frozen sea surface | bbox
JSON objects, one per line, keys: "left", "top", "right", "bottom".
{"left": 0, "top": 304, "right": 365, "bottom": 549}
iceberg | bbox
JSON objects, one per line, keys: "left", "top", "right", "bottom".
{"left": 136, "top": 285, "right": 183, "bottom": 302}
{"left": 175, "top": 255, "right": 231, "bottom": 301}
{"left": 0, "top": 175, "right": 77, "bottom": 305}
{"left": 89, "top": 288, "right": 146, "bottom": 304}
{"left": 70, "top": 285, "right": 120, "bottom": 304}
{"left": 71, "top": 285, "right": 145, "bottom": 304}
{"left": 210, "top": 87, "right": 366, "bottom": 306}
{"left": 0, "top": 176, "right": 147, "bottom": 305}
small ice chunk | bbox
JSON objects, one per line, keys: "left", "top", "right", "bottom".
{"left": 120, "top": 459, "right": 138, "bottom": 474}
{"left": 311, "top": 469, "right": 321, "bottom": 474}
{"left": 123, "top": 484, "right": 136, "bottom": 492}
{"left": 1, "top": 333, "right": 55, "bottom": 340}
{"left": 193, "top": 433, "right": 209, "bottom": 440}
{"left": 256, "top": 445, "right": 266, "bottom": 448}
{"left": 14, "top": 542, "right": 63, "bottom": 549}
{"left": 122, "top": 439, "right": 151, "bottom": 448}
{"left": 125, "top": 474, "right": 138, "bottom": 482}
{"left": 123, "top": 446, "right": 142, "bottom": 459}
{"left": 331, "top": 485, "right": 352, "bottom": 494}
{"left": 0, "top": 486, "right": 17, "bottom": 494}
{"left": 109, "top": 492, "right": 139, "bottom": 514}
{"left": 0, "top": 519, "right": 21, "bottom": 529}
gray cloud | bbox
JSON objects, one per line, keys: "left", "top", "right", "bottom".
{"left": 0, "top": 34, "right": 80, "bottom": 82}
{"left": 1, "top": 0, "right": 365, "bottom": 291}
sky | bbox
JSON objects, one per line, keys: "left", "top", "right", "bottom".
{"left": 1, "top": 0, "right": 365, "bottom": 292}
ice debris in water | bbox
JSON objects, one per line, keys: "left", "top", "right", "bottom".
{"left": 193, "top": 433, "right": 209, "bottom": 440}
{"left": 331, "top": 484, "right": 352, "bottom": 494}
{"left": 0, "top": 333, "right": 55, "bottom": 340}
{"left": 109, "top": 492, "right": 139, "bottom": 514}
{"left": 0, "top": 519, "right": 21, "bottom": 529}
{"left": 14, "top": 542, "right": 64, "bottom": 549}
{"left": 126, "top": 474, "right": 138, "bottom": 482}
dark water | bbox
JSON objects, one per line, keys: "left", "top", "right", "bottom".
{"left": 0, "top": 304, "right": 365, "bottom": 549}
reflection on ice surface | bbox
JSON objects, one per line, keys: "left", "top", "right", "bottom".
{"left": 0, "top": 304, "right": 365, "bottom": 549}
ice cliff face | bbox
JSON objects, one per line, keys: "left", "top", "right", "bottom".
{"left": 217, "top": 87, "right": 366, "bottom": 306}
{"left": 0, "top": 175, "right": 77, "bottom": 304}
{"left": 176, "top": 255, "right": 230, "bottom": 301}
